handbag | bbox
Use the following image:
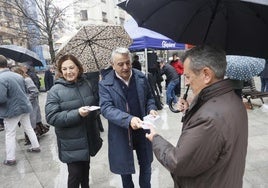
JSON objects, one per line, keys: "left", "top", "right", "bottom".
{"left": 88, "top": 123, "right": 103, "bottom": 156}
{"left": 85, "top": 78, "right": 103, "bottom": 156}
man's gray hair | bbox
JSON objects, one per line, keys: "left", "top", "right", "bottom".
{"left": 0, "top": 55, "right": 8, "bottom": 68}
{"left": 111, "top": 47, "right": 132, "bottom": 64}
{"left": 182, "top": 45, "right": 226, "bottom": 79}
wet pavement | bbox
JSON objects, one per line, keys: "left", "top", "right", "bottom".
{"left": 1, "top": 83, "right": 268, "bottom": 188}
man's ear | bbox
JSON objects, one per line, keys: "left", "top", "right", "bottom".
{"left": 202, "top": 67, "right": 213, "bottom": 84}
{"left": 110, "top": 62, "right": 115, "bottom": 70}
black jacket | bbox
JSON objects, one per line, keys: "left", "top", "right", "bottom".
{"left": 45, "top": 76, "right": 100, "bottom": 163}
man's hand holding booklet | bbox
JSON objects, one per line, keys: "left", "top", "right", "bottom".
{"left": 141, "top": 114, "right": 161, "bottom": 129}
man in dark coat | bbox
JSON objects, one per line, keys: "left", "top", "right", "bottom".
{"left": 44, "top": 65, "right": 54, "bottom": 91}
{"left": 132, "top": 54, "right": 142, "bottom": 71}
{"left": 146, "top": 45, "right": 248, "bottom": 188}
{"left": 99, "top": 47, "right": 158, "bottom": 188}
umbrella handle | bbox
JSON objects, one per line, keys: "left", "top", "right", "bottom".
{"left": 169, "top": 85, "right": 189, "bottom": 113}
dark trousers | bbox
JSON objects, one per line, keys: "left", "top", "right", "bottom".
{"left": 67, "top": 161, "right": 90, "bottom": 188}
{"left": 174, "top": 75, "right": 181, "bottom": 96}
{"left": 121, "top": 131, "right": 152, "bottom": 188}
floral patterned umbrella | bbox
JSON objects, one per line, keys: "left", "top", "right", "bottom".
{"left": 56, "top": 25, "right": 132, "bottom": 72}
{"left": 226, "top": 55, "right": 265, "bottom": 80}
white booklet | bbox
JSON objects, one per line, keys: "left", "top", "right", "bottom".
{"left": 85, "top": 106, "right": 100, "bottom": 111}
{"left": 141, "top": 121, "right": 155, "bottom": 129}
{"left": 141, "top": 114, "right": 161, "bottom": 129}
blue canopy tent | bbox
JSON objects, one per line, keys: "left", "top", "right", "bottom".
{"left": 124, "top": 18, "right": 185, "bottom": 74}
{"left": 125, "top": 18, "right": 185, "bottom": 51}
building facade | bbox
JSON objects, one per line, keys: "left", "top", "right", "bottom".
{"left": 54, "top": 0, "right": 128, "bottom": 45}
{"left": 0, "top": 1, "right": 28, "bottom": 46}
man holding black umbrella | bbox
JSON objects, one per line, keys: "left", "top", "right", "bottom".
{"left": 146, "top": 46, "right": 248, "bottom": 188}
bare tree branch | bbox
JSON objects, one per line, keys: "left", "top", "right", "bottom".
{"left": 0, "top": 0, "right": 75, "bottom": 63}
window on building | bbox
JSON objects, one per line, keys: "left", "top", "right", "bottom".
{"left": 101, "top": 0, "right": 106, "bottom": 3}
{"left": 102, "top": 12, "right": 108, "bottom": 22}
{"left": 80, "top": 10, "right": 88, "bottom": 21}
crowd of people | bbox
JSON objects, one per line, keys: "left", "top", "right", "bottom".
{"left": 0, "top": 56, "right": 53, "bottom": 165}
{"left": 3, "top": 45, "right": 267, "bottom": 188}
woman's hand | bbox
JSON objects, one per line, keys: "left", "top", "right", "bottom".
{"left": 79, "top": 106, "right": 90, "bottom": 117}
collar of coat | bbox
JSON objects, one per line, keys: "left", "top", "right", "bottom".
{"left": 182, "top": 79, "right": 233, "bottom": 123}
{"left": 102, "top": 69, "right": 146, "bottom": 86}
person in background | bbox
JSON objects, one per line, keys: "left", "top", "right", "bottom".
{"left": 148, "top": 58, "right": 163, "bottom": 98}
{"left": 45, "top": 54, "right": 102, "bottom": 188}
{"left": 159, "top": 58, "right": 180, "bottom": 106}
{"left": 170, "top": 52, "right": 183, "bottom": 96}
{"left": 0, "top": 55, "right": 41, "bottom": 166}
{"left": 21, "top": 63, "right": 41, "bottom": 91}
{"left": 99, "top": 47, "right": 158, "bottom": 188}
{"left": 44, "top": 65, "right": 54, "bottom": 91}
{"left": 132, "top": 54, "right": 142, "bottom": 71}
{"left": 260, "top": 59, "right": 268, "bottom": 92}
{"left": 11, "top": 66, "right": 42, "bottom": 145}
{"left": 155, "top": 61, "right": 164, "bottom": 97}
{"left": 146, "top": 45, "right": 248, "bottom": 188}
{"left": 21, "top": 64, "right": 50, "bottom": 136}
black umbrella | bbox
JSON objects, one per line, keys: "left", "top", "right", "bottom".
{"left": 119, "top": 0, "right": 268, "bottom": 113}
{"left": 0, "top": 45, "right": 43, "bottom": 66}
{"left": 118, "top": 0, "right": 268, "bottom": 59}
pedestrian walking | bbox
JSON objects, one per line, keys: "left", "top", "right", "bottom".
{"left": 0, "top": 55, "right": 41, "bottom": 166}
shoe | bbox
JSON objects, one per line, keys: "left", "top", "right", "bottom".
{"left": 3, "top": 160, "right": 16, "bottom": 166}
{"left": 0, "top": 124, "right": 4, "bottom": 132}
{"left": 24, "top": 140, "right": 31, "bottom": 146}
{"left": 27, "top": 148, "right": 41, "bottom": 153}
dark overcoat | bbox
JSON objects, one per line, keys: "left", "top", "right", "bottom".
{"left": 45, "top": 76, "right": 101, "bottom": 163}
{"left": 152, "top": 79, "right": 248, "bottom": 188}
{"left": 99, "top": 69, "right": 157, "bottom": 174}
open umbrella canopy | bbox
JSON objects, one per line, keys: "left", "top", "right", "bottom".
{"left": 118, "top": 0, "right": 268, "bottom": 59}
{"left": 0, "top": 45, "right": 43, "bottom": 66}
{"left": 56, "top": 25, "right": 132, "bottom": 72}
{"left": 226, "top": 55, "right": 265, "bottom": 80}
